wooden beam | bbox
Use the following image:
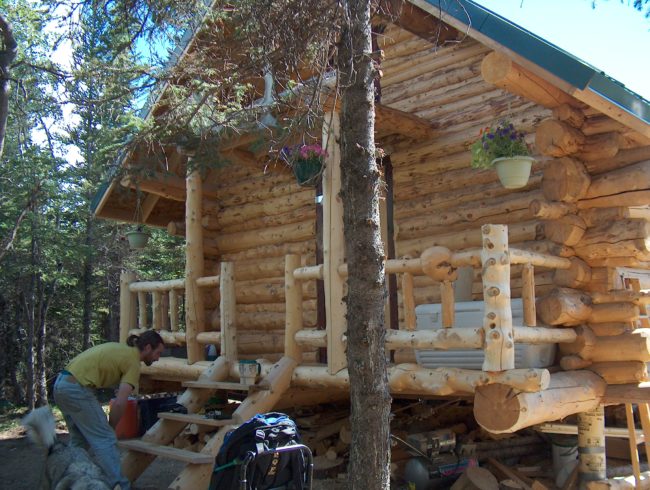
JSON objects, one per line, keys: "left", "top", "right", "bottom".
{"left": 323, "top": 95, "right": 435, "bottom": 140}
{"left": 376, "top": 1, "right": 460, "bottom": 46}
{"left": 481, "top": 51, "right": 581, "bottom": 109}
{"left": 603, "top": 383, "right": 650, "bottom": 405}
{"left": 184, "top": 154, "right": 206, "bottom": 364}
{"left": 322, "top": 112, "right": 347, "bottom": 374}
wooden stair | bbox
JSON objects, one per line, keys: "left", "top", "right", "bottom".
{"left": 157, "top": 412, "right": 238, "bottom": 427}
{"left": 122, "top": 356, "right": 297, "bottom": 489}
{"left": 117, "top": 439, "right": 214, "bottom": 464}
{"left": 181, "top": 380, "right": 270, "bottom": 391}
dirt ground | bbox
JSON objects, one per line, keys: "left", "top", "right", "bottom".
{"left": 0, "top": 426, "right": 347, "bottom": 490}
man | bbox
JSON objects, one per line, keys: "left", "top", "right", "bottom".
{"left": 53, "top": 331, "right": 165, "bottom": 490}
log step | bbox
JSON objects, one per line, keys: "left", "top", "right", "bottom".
{"left": 157, "top": 412, "right": 237, "bottom": 427}
{"left": 182, "top": 380, "right": 270, "bottom": 391}
{"left": 117, "top": 439, "right": 213, "bottom": 464}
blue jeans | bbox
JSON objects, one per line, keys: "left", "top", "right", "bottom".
{"left": 53, "top": 373, "right": 131, "bottom": 490}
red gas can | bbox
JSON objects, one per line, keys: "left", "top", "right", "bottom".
{"left": 109, "top": 397, "right": 139, "bottom": 439}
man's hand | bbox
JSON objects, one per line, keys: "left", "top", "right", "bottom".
{"left": 109, "top": 382, "right": 134, "bottom": 430}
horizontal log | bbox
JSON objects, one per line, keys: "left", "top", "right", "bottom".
{"left": 222, "top": 241, "right": 316, "bottom": 261}
{"left": 211, "top": 220, "right": 315, "bottom": 254}
{"left": 216, "top": 189, "right": 315, "bottom": 228}
{"left": 552, "top": 104, "right": 585, "bottom": 128}
{"left": 560, "top": 327, "right": 650, "bottom": 362}
{"left": 591, "top": 290, "right": 650, "bottom": 305}
{"left": 536, "top": 119, "right": 585, "bottom": 157}
{"left": 587, "top": 322, "right": 631, "bottom": 337}
{"left": 294, "top": 326, "right": 576, "bottom": 350}
{"left": 584, "top": 145, "right": 650, "bottom": 175}
{"left": 397, "top": 220, "right": 543, "bottom": 258}
{"left": 210, "top": 309, "right": 317, "bottom": 330}
{"left": 529, "top": 200, "right": 577, "bottom": 220}
{"left": 141, "top": 356, "right": 551, "bottom": 395}
{"left": 574, "top": 239, "right": 650, "bottom": 262}
{"left": 396, "top": 191, "right": 541, "bottom": 240}
{"left": 543, "top": 215, "right": 587, "bottom": 246}
{"left": 602, "top": 383, "right": 650, "bottom": 405}
{"left": 219, "top": 205, "right": 316, "bottom": 234}
{"left": 480, "top": 51, "right": 579, "bottom": 109}
{"left": 579, "top": 219, "right": 650, "bottom": 247}
{"left": 130, "top": 278, "right": 185, "bottom": 292}
{"left": 474, "top": 371, "right": 606, "bottom": 434}
{"left": 586, "top": 160, "right": 650, "bottom": 200}
{"left": 541, "top": 157, "right": 591, "bottom": 202}
{"left": 579, "top": 206, "right": 650, "bottom": 228}
{"left": 537, "top": 287, "right": 640, "bottom": 326}
{"left": 586, "top": 361, "right": 648, "bottom": 385}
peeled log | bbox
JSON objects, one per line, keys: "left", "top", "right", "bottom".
{"left": 474, "top": 371, "right": 606, "bottom": 434}
{"left": 537, "top": 287, "right": 592, "bottom": 326}
{"left": 586, "top": 361, "right": 649, "bottom": 385}
{"left": 560, "top": 327, "right": 650, "bottom": 362}
{"left": 579, "top": 219, "right": 650, "bottom": 247}
{"left": 536, "top": 119, "right": 586, "bottom": 158}
{"left": 577, "top": 132, "right": 621, "bottom": 162}
{"left": 553, "top": 257, "right": 592, "bottom": 288}
{"left": 480, "top": 51, "right": 578, "bottom": 108}
{"left": 529, "top": 199, "right": 577, "bottom": 219}
{"left": 552, "top": 104, "right": 585, "bottom": 128}
{"left": 584, "top": 160, "right": 650, "bottom": 200}
{"left": 541, "top": 157, "right": 591, "bottom": 202}
{"left": 544, "top": 215, "right": 586, "bottom": 246}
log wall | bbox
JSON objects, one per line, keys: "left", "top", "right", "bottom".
{"left": 199, "top": 165, "right": 320, "bottom": 361}
{"left": 378, "top": 23, "right": 650, "bottom": 371}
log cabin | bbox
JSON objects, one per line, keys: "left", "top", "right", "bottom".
{"left": 92, "top": 0, "right": 650, "bottom": 488}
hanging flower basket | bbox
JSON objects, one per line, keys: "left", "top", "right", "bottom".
{"left": 281, "top": 143, "right": 328, "bottom": 188}
{"left": 126, "top": 228, "right": 150, "bottom": 249}
{"left": 493, "top": 156, "right": 534, "bottom": 189}
{"left": 470, "top": 120, "right": 534, "bottom": 190}
{"left": 293, "top": 158, "right": 324, "bottom": 187}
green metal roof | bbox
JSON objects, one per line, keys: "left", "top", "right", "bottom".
{"left": 432, "top": 0, "right": 650, "bottom": 125}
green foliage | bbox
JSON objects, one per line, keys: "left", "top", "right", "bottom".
{"left": 470, "top": 120, "right": 531, "bottom": 169}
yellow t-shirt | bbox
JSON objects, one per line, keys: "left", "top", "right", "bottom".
{"left": 66, "top": 343, "right": 141, "bottom": 392}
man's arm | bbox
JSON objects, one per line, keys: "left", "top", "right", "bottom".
{"left": 109, "top": 382, "right": 134, "bottom": 429}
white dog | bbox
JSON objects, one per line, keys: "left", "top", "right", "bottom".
{"left": 22, "top": 406, "right": 117, "bottom": 490}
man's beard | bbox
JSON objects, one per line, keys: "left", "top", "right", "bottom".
{"left": 144, "top": 359, "right": 154, "bottom": 366}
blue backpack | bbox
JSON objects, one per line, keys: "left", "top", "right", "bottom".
{"left": 209, "top": 412, "right": 310, "bottom": 490}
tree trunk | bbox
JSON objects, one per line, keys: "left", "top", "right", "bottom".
{"left": 82, "top": 214, "right": 94, "bottom": 349}
{"left": 339, "top": 1, "right": 391, "bottom": 488}
{"left": 0, "top": 14, "right": 17, "bottom": 161}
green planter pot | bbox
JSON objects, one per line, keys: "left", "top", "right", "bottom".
{"left": 293, "top": 158, "right": 324, "bottom": 187}
{"left": 493, "top": 156, "right": 534, "bottom": 189}
{"left": 126, "top": 229, "right": 150, "bottom": 249}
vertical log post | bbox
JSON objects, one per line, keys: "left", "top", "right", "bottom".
{"left": 183, "top": 149, "right": 206, "bottom": 364}
{"left": 137, "top": 291, "right": 147, "bottom": 330}
{"left": 577, "top": 406, "right": 606, "bottom": 483}
{"left": 481, "top": 224, "right": 514, "bottom": 371}
{"left": 441, "top": 280, "right": 455, "bottom": 328}
{"left": 401, "top": 272, "right": 416, "bottom": 331}
{"left": 625, "top": 403, "right": 642, "bottom": 487}
{"left": 152, "top": 291, "right": 161, "bottom": 330}
{"left": 284, "top": 254, "right": 303, "bottom": 362}
{"left": 522, "top": 263, "right": 537, "bottom": 326}
{"left": 119, "top": 271, "right": 137, "bottom": 343}
{"left": 220, "top": 262, "right": 236, "bottom": 362}
{"left": 322, "top": 112, "right": 347, "bottom": 374}
{"left": 161, "top": 292, "right": 170, "bottom": 331}
{"left": 169, "top": 290, "right": 179, "bottom": 332}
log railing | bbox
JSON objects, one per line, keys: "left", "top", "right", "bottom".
{"left": 286, "top": 224, "right": 577, "bottom": 374}
{"left": 119, "top": 269, "right": 228, "bottom": 363}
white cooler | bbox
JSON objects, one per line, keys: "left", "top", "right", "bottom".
{"left": 414, "top": 299, "right": 556, "bottom": 369}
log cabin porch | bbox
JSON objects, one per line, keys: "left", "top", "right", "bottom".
{"left": 90, "top": 3, "right": 650, "bottom": 487}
